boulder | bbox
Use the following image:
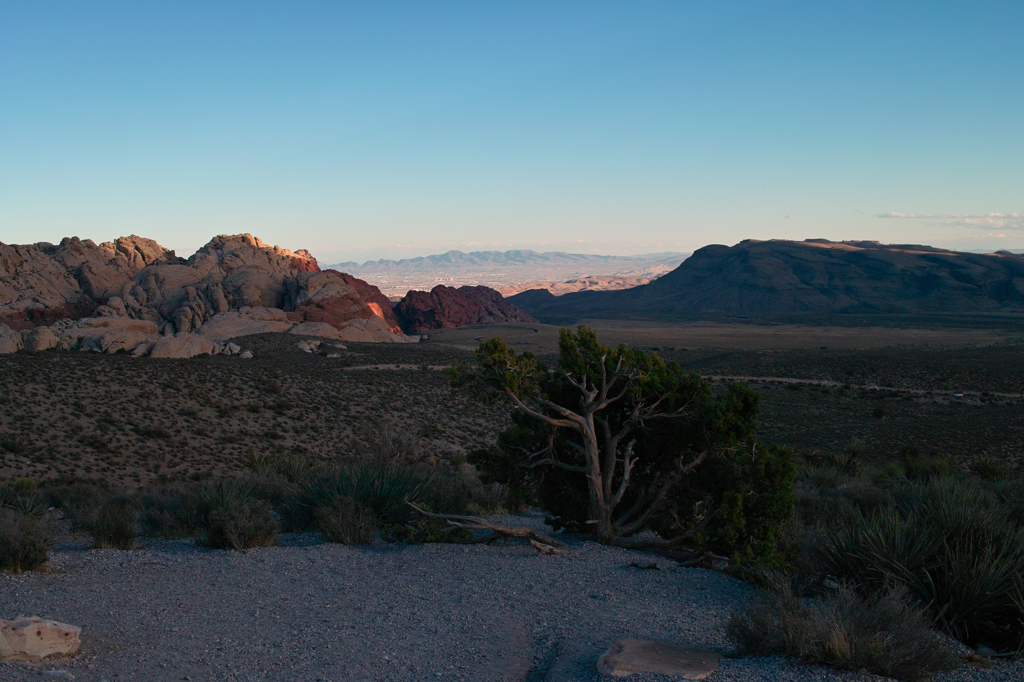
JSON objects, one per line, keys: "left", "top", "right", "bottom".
{"left": 25, "top": 325, "right": 58, "bottom": 351}
{"left": 289, "top": 321, "right": 344, "bottom": 340}
{"left": 596, "top": 639, "right": 720, "bottom": 680}
{"left": 0, "top": 617, "right": 81, "bottom": 662}
{"left": 79, "top": 329, "right": 148, "bottom": 354}
{"left": 150, "top": 332, "right": 218, "bottom": 359}
{"left": 239, "top": 350, "right": 253, "bottom": 359}
{"left": 195, "top": 311, "right": 294, "bottom": 342}
{"left": 195, "top": 309, "right": 294, "bottom": 342}
{"left": 0, "top": 324, "right": 24, "bottom": 354}
{"left": 224, "top": 342, "right": 242, "bottom": 356}
{"left": 57, "top": 316, "right": 160, "bottom": 351}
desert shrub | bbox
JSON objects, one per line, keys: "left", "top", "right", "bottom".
{"left": 302, "top": 460, "right": 426, "bottom": 526}
{"left": 196, "top": 479, "right": 278, "bottom": 550}
{"left": 46, "top": 483, "right": 110, "bottom": 530}
{"left": 728, "top": 575, "right": 957, "bottom": 681}
{"left": 138, "top": 483, "right": 205, "bottom": 537}
{"left": 816, "top": 477, "right": 1024, "bottom": 651}
{"left": 0, "top": 508, "right": 50, "bottom": 572}
{"left": 314, "top": 496, "right": 377, "bottom": 545}
{"left": 202, "top": 500, "right": 277, "bottom": 550}
{"left": 245, "top": 453, "right": 313, "bottom": 483}
{"left": 971, "top": 457, "right": 1011, "bottom": 482}
{"left": 680, "top": 442, "right": 797, "bottom": 569}
{"left": 89, "top": 499, "right": 138, "bottom": 549}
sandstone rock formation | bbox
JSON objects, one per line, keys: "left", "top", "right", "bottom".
{"left": 511, "top": 239, "right": 1024, "bottom": 321}
{"left": 0, "top": 236, "right": 176, "bottom": 330}
{"left": 1, "top": 232, "right": 534, "bottom": 353}
{"left": 394, "top": 285, "right": 535, "bottom": 332}
{"left": 0, "top": 617, "right": 81, "bottom": 662}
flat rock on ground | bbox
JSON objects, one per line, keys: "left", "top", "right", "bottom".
{"left": 1, "top": 514, "right": 1022, "bottom": 682}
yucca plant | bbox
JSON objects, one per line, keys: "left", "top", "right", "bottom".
{"left": 816, "top": 478, "right": 1024, "bottom": 651}
{"left": 303, "top": 461, "right": 426, "bottom": 525}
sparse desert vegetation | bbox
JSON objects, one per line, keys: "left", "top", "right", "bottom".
{"left": 3, "top": 323, "right": 1024, "bottom": 680}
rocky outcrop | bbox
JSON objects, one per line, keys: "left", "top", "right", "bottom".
{"left": 0, "top": 617, "right": 81, "bottom": 662}
{"left": 284, "top": 270, "right": 401, "bottom": 332}
{"left": 2, "top": 232, "right": 531, "bottom": 350}
{"left": 394, "top": 285, "right": 535, "bottom": 332}
{"left": 0, "top": 235, "right": 176, "bottom": 330}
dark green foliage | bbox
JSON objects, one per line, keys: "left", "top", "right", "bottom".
{"left": 683, "top": 442, "right": 797, "bottom": 568}
{"left": 729, "top": 575, "right": 957, "bottom": 682}
{"left": 89, "top": 499, "right": 139, "bottom": 549}
{"left": 816, "top": 477, "right": 1024, "bottom": 651}
{"left": 0, "top": 508, "right": 50, "bottom": 572}
{"left": 457, "top": 326, "right": 784, "bottom": 556}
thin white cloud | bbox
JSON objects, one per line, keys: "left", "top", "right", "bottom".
{"left": 877, "top": 212, "right": 1024, "bottom": 230}
{"left": 784, "top": 214, "right": 795, "bottom": 220}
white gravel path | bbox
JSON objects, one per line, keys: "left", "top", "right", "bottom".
{"left": 1, "top": 516, "right": 1020, "bottom": 682}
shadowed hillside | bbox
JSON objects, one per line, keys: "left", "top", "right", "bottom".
{"left": 509, "top": 239, "right": 1024, "bottom": 322}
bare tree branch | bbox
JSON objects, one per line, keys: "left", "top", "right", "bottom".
{"left": 407, "top": 503, "right": 567, "bottom": 554}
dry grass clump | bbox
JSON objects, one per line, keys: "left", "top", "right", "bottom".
{"left": 89, "top": 499, "right": 139, "bottom": 549}
{"left": 314, "top": 496, "right": 378, "bottom": 545}
{"left": 0, "top": 508, "right": 50, "bottom": 571}
{"left": 728, "top": 574, "right": 957, "bottom": 681}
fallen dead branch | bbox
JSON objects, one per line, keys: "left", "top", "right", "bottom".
{"left": 407, "top": 503, "right": 568, "bottom": 555}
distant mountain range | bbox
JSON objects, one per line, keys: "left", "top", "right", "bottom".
{"left": 327, "top": 250, "right": 688, "bottom": 298}
{"left": 509, "top": 239, "right": 1024, "bottom": 322}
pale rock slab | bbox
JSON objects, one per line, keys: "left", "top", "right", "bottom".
{"left": 239, "top": 350, "right": 253, "bottom": 359}
{"left": 289, "top": 321, "right": 344, "bottom": 340}
{"left": 597, "top": 639, "right": 720, "bottom": 680}
{"left": 0, "top": 617, "right": 81, "bottom": 662}
{"left": 150, "top": 332, "right": 218, "bottom": 359}
{"left": 195, "top": 311, "right": 294, "bottom": 342}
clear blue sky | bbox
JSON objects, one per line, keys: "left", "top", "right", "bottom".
{"left": 1, "top": 1, "right": 1021, "bottom": 262}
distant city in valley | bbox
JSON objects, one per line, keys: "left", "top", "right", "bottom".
{"left": 326, "top": 250, "right": 688, "bottom": 298}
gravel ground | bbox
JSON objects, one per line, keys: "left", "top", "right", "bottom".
{"left": 1, "top": 515, "right": 1020, "bottom": 682}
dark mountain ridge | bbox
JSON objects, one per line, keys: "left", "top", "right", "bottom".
{"left": 509, "top": 239, "right": 1024, "bottom": 322}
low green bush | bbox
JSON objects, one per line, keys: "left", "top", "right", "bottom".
{"left": 0, "top": 508, "right": 50, "bottom": 572}
{"left": 728, "top": 575, "right": 957, "bottom": 682}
